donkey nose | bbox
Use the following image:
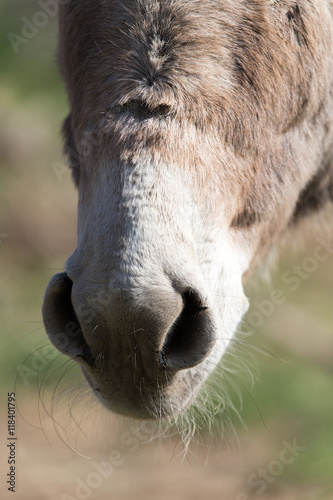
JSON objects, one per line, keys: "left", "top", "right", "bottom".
{"left": 42, "top": 273, "right": 216, "bottom": 373}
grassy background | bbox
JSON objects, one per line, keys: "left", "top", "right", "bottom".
{"left": 0, "top": 1, "right": 332, "bottom": 498}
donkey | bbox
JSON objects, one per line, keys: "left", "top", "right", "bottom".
{"left": 42, "top": 0, "right": 333, "bottom": 419}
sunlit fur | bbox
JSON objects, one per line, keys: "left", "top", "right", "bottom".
{"left": 42, "top": 0, "right": 333, "bottom": 419}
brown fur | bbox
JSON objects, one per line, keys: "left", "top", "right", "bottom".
{"left": 42, "top": 0, "right": 333, "bottom": 418}
{"left": 59, "top": 0, "right": 333, "bottom": 263}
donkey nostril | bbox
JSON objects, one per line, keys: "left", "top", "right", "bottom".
{"left": 159, "top": 289, "right": 215, "bottom": 371}
{"left": 42, "top": 272, "right": 94, "bottom": 366}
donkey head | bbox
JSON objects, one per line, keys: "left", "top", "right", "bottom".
{"left": 43, "top": 0, "right": 333, "bottom": 418}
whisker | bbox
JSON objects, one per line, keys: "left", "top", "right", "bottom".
{"left": 1, "top": 326, "right": 45, "bottom": 354}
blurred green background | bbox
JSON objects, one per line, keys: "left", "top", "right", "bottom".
{"left": 0, "top": 1, "right": 332, "bottom": 499}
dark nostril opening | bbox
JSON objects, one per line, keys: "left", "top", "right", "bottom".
{"left": 159, "top": 289, "right": 215, "bottom": 371}
{"left": 42, "top": 272, "right": 94, "bottom": 367}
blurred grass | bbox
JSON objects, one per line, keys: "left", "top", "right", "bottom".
{"left": 0, "top": 1, "right": 65, "bottom": 102}
{"left": 0, "top": 0, "right": 332, "bottom": 493}
{"left": 0, "top": 0, "right": 75, "bottom": 381}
